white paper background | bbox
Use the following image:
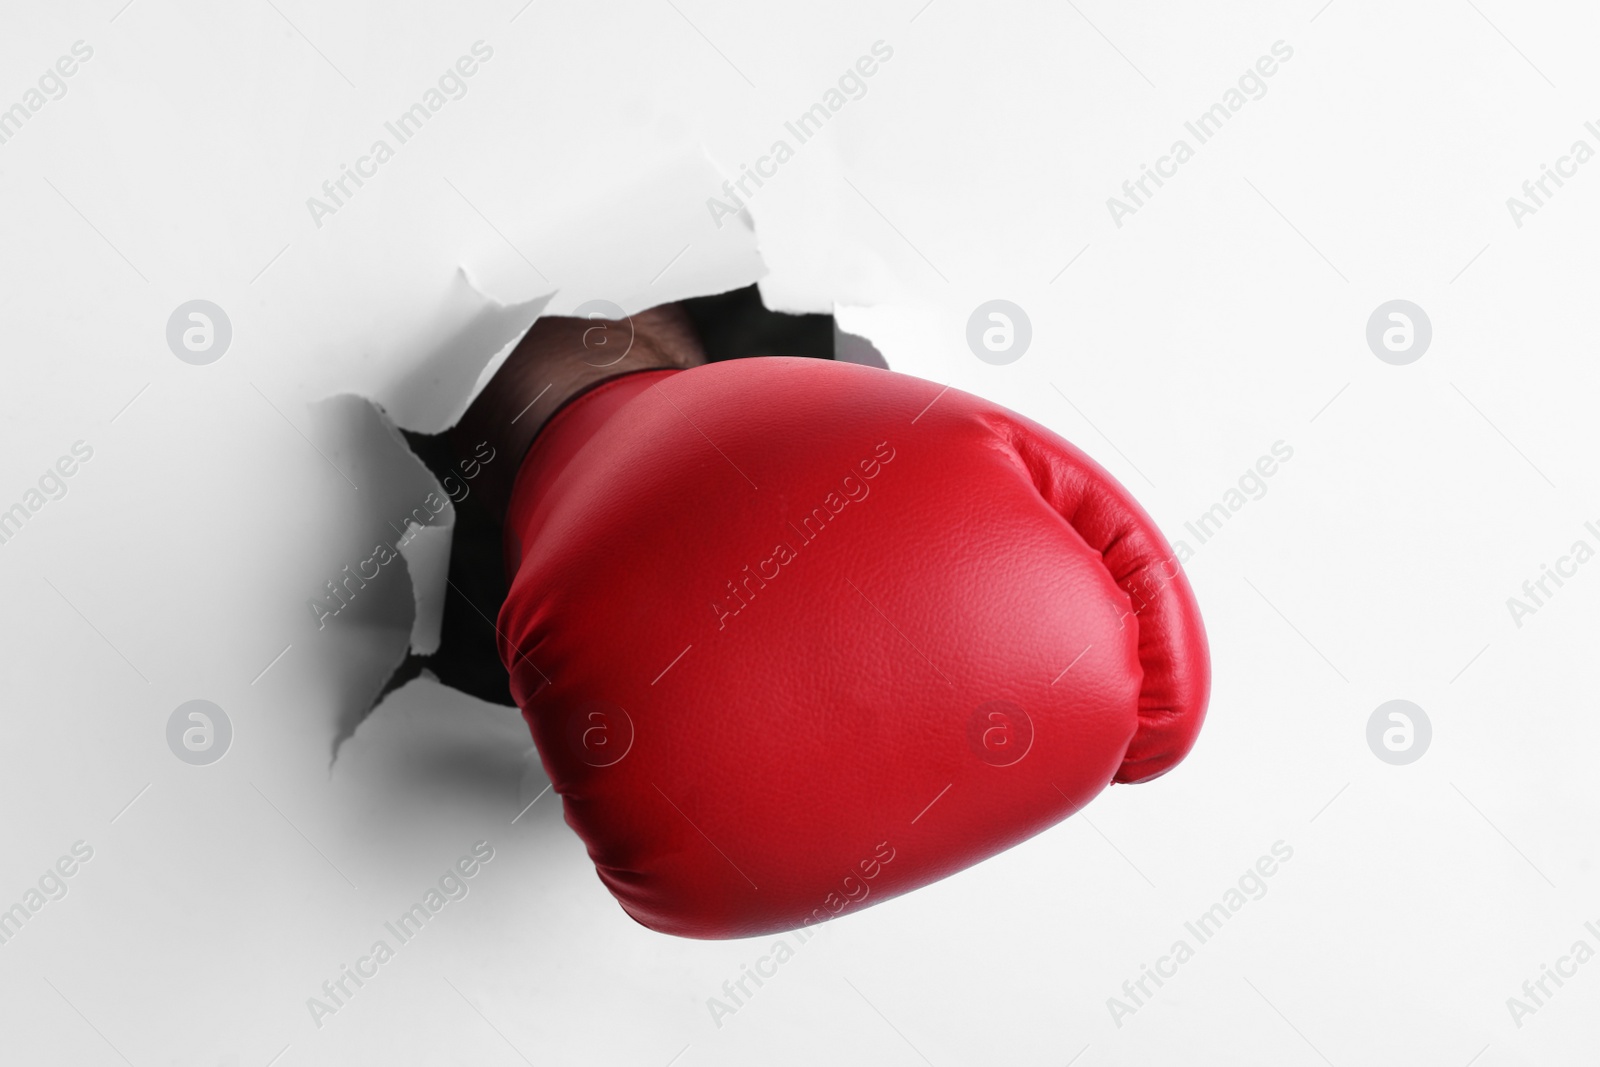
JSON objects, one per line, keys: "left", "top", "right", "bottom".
{"left": 2, "top": 0, "right": 1597, "bottom": 1064}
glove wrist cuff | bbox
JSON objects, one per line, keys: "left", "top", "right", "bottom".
{"left": 447, "top": 305, "right": 708, "bottom": 527}
{"left": 501, "top": 367, "right": 683, "bottom": 578}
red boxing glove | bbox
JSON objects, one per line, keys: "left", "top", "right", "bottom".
{"left": 498, "top": 357, "right": 1208, "bottom": 939}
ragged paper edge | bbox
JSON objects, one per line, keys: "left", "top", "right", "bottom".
{"left": 347, "top": 270, "right": 549, "bottom": 655}
{"left": 314, "top": 281, "right": 549, "bottom": 761}
{"left": 324, "top": 144, "right": 856, "bottom": 759}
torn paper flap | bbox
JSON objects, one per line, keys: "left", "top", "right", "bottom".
{"left": 396, "top": 519, "right": 452, "bottom": 655}
{"left": 461, "top": 145, "right": 766, "bottom": 319}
